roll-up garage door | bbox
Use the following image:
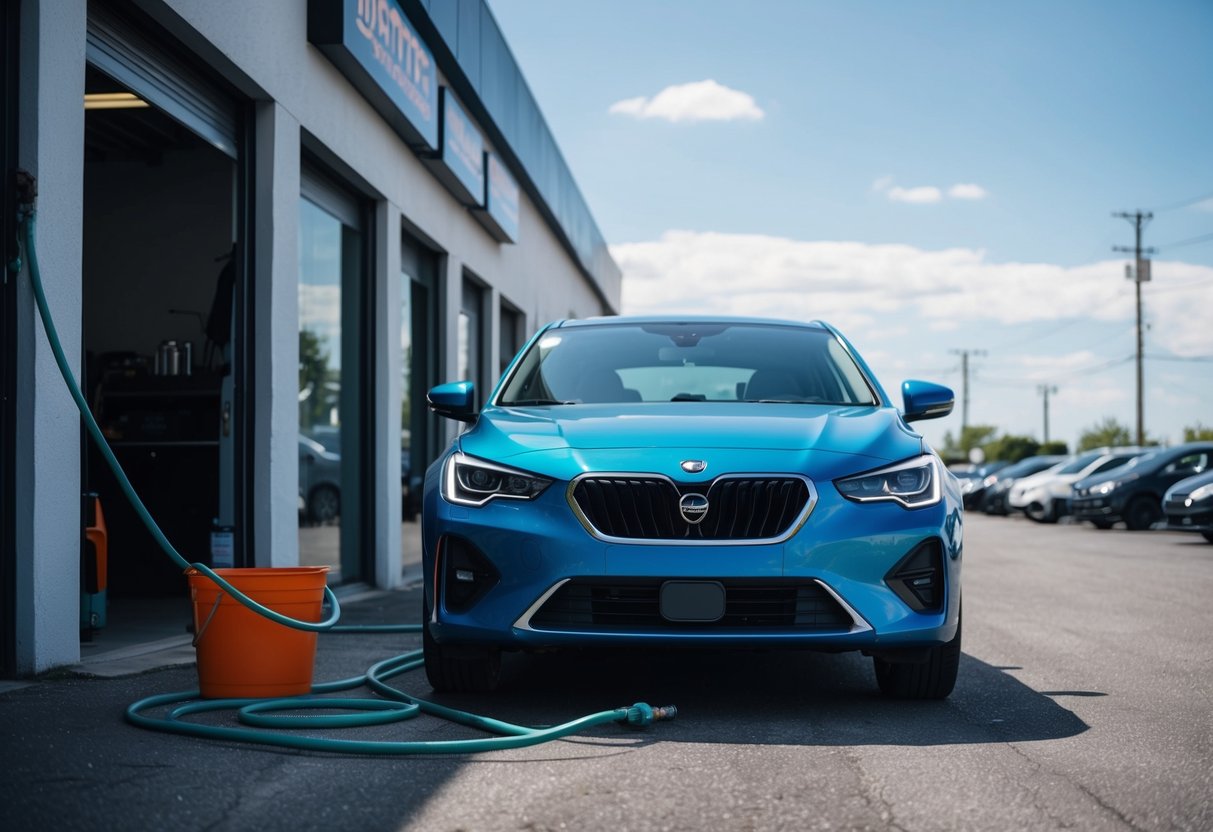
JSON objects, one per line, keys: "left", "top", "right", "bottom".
{"left": 86, "top": 3, "right": 238, "bottom": 159}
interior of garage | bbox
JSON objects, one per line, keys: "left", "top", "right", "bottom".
{"left": 80, "top": 64, "right": 234, "bottom": 645}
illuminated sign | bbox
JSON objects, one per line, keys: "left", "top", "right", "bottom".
{"left": 435, "top": 88, "right": 485, "bottom": 206}
{"left": 472, "top": 152, "right": 520, "bottom": 243}
{"left": 308, "top": 0, "right": 438, "bottom": 150}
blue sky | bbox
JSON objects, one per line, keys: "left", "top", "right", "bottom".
{"left": 488, "top": 0, "right": 1213, "bottom": 452}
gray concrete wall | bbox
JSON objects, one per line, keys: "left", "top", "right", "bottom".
{"left": 16, "top": 0, "right": 87, "bottom": 673}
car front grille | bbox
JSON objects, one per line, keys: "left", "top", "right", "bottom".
{"left": 570, "top": 475, "right": 813, "bottom": 542}
{"left": 527, "top": 579, "right": 854, "bottom": 631}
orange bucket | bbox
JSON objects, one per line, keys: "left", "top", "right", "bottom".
{"left": 187, "top": 567, "right": 329, "bottom": 699}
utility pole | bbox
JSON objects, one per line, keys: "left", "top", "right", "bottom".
{"left": 1037, "top": 384, "right": 1058, "bottom": 444}
{"left": 1113, "top": 211, "right": 1154, "bottom": 447}
{"left": 948, "top": 348, "right": 987, "bottom": 434}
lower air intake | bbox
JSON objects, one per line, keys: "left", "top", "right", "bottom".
{"left": 528, "top": 579, "right": 854, "bottom": 631}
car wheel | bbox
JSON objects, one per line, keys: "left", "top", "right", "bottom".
{"left": 308, "top": 485, "right": 340, "bottom": 524}
{"left": 1201, "top": 531, "right": 1213, "bottom": 544}
{"left": 874, "top": 608, "right": 961, "bottom": 700}
{"left": 1025, "top": 502, "right": 1055, "bottom": 524}
{"left": 1123, "top": 495, "right": 1162, "bottom": 531}
{"left": 422, "top": 598, "right": 502, "bottom": 693}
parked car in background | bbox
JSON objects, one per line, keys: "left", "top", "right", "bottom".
{"left": 1162, "top": 470, "right": 1213, "bottom": 543}
{"left": 980, "top": 455, "right": 1067, "bottom": 515}
{"left": 299, "top": 433, "right": 341, "bottom": 524}
{"left": 1071, "top": 442, "right": 1213, "bottom": 530}
{"left": 1012, "top": 447, "right": 1146, "bottom": 523}
{"left": 958, "top": 461, "right": 1010, "bottom": 510}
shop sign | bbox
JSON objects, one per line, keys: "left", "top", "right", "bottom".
{"left": 438, "top": 89, "right": 484, "bottom": 205}
{"left": 475, "top": 153, "right": 520, "bottom": 243}
{"left": 309, "top": 0, "right": 438, "bottom": 150}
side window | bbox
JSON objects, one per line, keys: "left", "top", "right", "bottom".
{"left": 1092, "top": 457, "right": 1128, "bottom": 475}
{"left": 1166, "top": 453, "right": 1209, "bottom": 475}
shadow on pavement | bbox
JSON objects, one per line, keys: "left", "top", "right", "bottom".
{"left": 427, "top": 647, "right": 1091, "bottom": 748}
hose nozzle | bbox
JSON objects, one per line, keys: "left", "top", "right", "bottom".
{"left": 620, "top": 702, "right": 678, "bottom": 727}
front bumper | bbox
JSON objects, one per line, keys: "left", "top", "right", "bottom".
{"left": 1070, "top": 495, "right": 1125, "bottom": 522}
{"left": 1163, "top": 498, "right": 1213, "bottom": 533}
{"left": 422, "top": 470, "right": 963, "bottom": 653}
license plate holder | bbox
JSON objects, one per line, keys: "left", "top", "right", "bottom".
{"left": 659, "top": 580, "right": 725, "bottom": 622}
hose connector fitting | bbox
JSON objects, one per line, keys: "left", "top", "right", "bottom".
{"left": 620, "top": 702, "right": 678, "bottom": 727}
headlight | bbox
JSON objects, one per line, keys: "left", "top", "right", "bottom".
{"left": 835, "top": 455, "right": 941, "bottom": 509}
{"left": 1093, "top": 481, "right": 1119, "bottom": 496}
{"left": 443, "top": 452, "right": 552, "bottom": 507}
{"left": 1187, "top": 482, "right": 1213, "bottom": 502}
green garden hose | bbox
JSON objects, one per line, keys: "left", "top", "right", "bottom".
{"left": 15, "top": 199, "right": 675, "bottom": 754}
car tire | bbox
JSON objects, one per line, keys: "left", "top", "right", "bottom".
{"left": 1025, "top": 502, "right": 1055, "bottom": 524}
{"left": 1123, "top": 495, "right": 1162, "bottom": 531}
{"left": 874, "top": 608, "right": 961, "bottom": 700}
{"left": 1201, "top": 531, "right": 1213, "bottom": 544}
{"left": 308, "top": 485, "right": 340, "bottom": 524}
{"left": 422, "top": 598, "right": 502, "bottom": 693}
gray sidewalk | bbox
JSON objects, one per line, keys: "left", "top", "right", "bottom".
{"left": 1, "top": 584, "right": 441, "bottom": 830}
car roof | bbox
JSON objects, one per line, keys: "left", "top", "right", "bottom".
{"left": 553, "top": 315, "right": 831, "bottom": 330}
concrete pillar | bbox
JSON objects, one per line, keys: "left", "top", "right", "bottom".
{"left": 14, "top": 0, "right": 87, "bottom": 673}
{"left": 251, "top": 102, "right": 300, "bottom": 568}
{"left": 374, "top": 200, "right": 404, "bottom": 589}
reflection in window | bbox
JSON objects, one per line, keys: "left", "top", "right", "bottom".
{"left": 299, "top": 199, "right": 342, "bottom": 444}
{"left": 500, "top": 303, "right": 522, "bottom": 376}
{"left": 298, "top": 193, "right": 362, "bottom": 583}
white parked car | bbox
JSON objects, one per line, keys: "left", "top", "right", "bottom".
{"left": 1009, "top": 447, "right": 1146, "bottom": 523}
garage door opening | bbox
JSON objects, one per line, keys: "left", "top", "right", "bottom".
{"left": 81, "top": 64, "right": 237, "bottom": 645}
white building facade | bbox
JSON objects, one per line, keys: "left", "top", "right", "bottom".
{"left": 1, "top": 0, "right": 621, "bottom": 676}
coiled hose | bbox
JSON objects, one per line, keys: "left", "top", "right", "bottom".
{"left": 15, "top": 201, "right": 674, "bottom": 754}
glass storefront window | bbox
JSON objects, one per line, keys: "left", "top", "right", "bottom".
{"left": 500, "top": 302, "right": 523, "bottom": 376}
{"left": 298, "top": 183, "right": 364, "bottom": 583}
{"left": 401, "top": 235, "right": 438, "bottom": 578}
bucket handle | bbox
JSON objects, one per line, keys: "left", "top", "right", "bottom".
{"left": 192, "top": 590, "right": 225, "bottom": 647}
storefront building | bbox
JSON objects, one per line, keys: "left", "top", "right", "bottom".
{"left": 1, "top": 0, "right": 621, "bottom": 676}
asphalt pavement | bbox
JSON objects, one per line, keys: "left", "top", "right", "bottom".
{"left": 2, "top": 515, "right": 1211, "bottom": 831}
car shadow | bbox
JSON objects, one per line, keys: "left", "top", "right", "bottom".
{"left": 426, "top": 647, "right": 1091, "bottom": 748}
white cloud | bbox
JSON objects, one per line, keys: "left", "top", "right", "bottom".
{"left": 887, "top": 185, "right": 943, "bottom": 204}
{"left": 607, "top": 97, "right": 648, "bottom": 117}
{"left": 948, "top": 183, "right": 988, "bottom": 200}
{"left": 875, "top": 178, "right": 988, "bottom": 203}
{"left": 612, "top": 230, "right": 1213, "bottom": 358}
{"left": 1193, "top": 197, "right": 1213, "bottom": 213}
{"left": 608, "top": 80, "right": 764, "bottom": 123}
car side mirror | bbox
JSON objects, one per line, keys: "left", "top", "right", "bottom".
{"left": 901, "top": 380, "right": 954, "bottom": 422}
{"left": 428, "top": 381, "right": 477, "bottom": 423}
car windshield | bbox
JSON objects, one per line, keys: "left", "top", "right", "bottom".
{"left": 497, "top": 322, "right": 880, "bottom": 406}
{"left": 1055, "top": 451, "right": 1106, "bottom": 475}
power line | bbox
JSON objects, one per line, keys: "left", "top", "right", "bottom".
{"left": 985, "top": 286, "right": 1132, "bottom": 352}
{"left": 1154, "top": 231, "right": 1213, "bottom": 251}
{"left": 1151, "top": 190, "right": 1213, "bottom": 213}
{"left": 1145, "top": 354, "right": 1213, "bottom": 363}
{"left": 979, "top": 354, "right": 1135, "bottom": 386}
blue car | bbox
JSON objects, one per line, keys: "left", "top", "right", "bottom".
{"left": 422, "top": 317, "right": 963, "bottom": 698}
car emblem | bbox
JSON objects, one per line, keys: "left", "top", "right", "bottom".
{"left": 679, "top": 493, "right": 710, "bottom": 524}
{"left": 681, "top": 460, "right": 707, "bottom": 474}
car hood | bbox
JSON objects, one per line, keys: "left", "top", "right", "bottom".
{"left": 458, "top": 402, "right": 923, "bottom": 482}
